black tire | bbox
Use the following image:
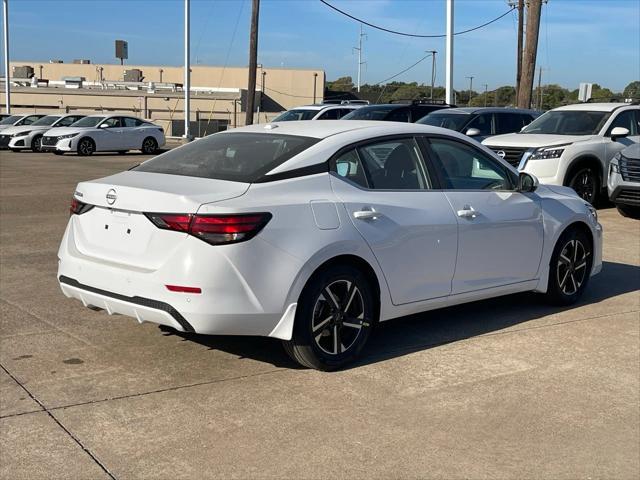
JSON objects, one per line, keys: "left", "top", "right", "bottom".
{"left": 616, "top": 204, "right": 640, "bottom": 220}
{"left": 544, "top": 227, "right": 593, "bottom": 306}
{"left": 283, "top": 265, "right": 377, "bottom": 371}
{"left": 77, "top": 138, "right": 95, "bottom": 156}
{"left": 54, "top": 151, "right": 64, "bottom": 156}
{"left": 31, "top": 135, "right": 43, "bottom": 152}
{"left": 141, "top": 137, "right": 158, "bottom": 154}
{"left": 566, "top": 165, "right": 600, "bottom": 205}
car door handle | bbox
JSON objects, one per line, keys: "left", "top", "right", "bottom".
{"left": 353, "top": 209, "right": 380, "bottom": 220}
{"left": 457, "top": 205, "right": 477, "bottom": 219}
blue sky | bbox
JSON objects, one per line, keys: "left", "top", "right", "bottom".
{"left": 4, "top": 0, "right": 639, "bottom": 91}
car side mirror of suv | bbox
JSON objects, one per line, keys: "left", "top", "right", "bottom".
{"left": 518, "top": 172, "right": 539, "bottom": 192}
{"left": 610, "top": 127, "right": 630, "bottom": 141}
{"left": 465, "top": 128, "right": 481, "bottom": 137}
{"left": 99, "top": 123, "right": 109, "bottom": 129}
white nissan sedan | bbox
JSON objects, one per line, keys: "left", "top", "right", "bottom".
{"left": 42, "top": 114, "right": 165, "bottom": 156}
{"left": 58, "top": 121, "right": 602, "bottom": 370}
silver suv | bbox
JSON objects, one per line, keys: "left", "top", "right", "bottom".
{"left": 608, "top": 143, "right": 640, "bottom": 219}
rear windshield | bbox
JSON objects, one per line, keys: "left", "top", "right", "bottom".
{"left": 134, "top": 132, "right": 319, "bottom": 182}
{"left": 417, "top": 112, "right": 470, "bottom": 131}
{"left": 272, "top": 110, "right": 318, "bottom": 121}
{"left": 71, "top": 116, "right": 106, "bottom": 127}
{"left": 342, "top": 106, "right": 395, "bottom": 120}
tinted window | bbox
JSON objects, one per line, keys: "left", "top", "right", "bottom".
{"left": 466, "top": 113, "right": 492, "bottom": 135}
{"left": 357, "top": 138, "right": 430, "bottom": 189}
{"left": 135, "top": 132, "right": 319, "bottom": 182}
{"left": 338, "top": 109, "right": 354, "bottom": 118}
{"left": 19, "top": 115, "right": 43, "bottom": 125}
{"left": 272, "top": 109, "right": 318, "bottom": 121}
{"left": 522, "top": 110, "right": 610, "bottom": 135}
{"left": 317, "top": 109, "right": 340, "bottom": 120}
{"left": 606, "top": 110, "right": 638, "bottom": 136}
{"left": 333, "top": 149, "right": 368, "bottom": 188}
{"left": 122, "top": 117, "right": 141, "bottom": 128}
{"left": 428, "top": 138, "right": 512, "bottom": 190}
{"left": 0, "top": 115, "right": 20, "bottom": 125}
{"left": 495, "top": 113, "right": 528, "bottom": 134}
{"left": 386, "top": 109, "right": 411, "bottom": 123}
{"left": 417, "top": 112, "right": 470, "bottom": 131}
{"left": 342, "top": 106, "right": 396, "bottom": 120}
{"left": 56, "top": 115, "right": 84, "bottom": 127}
{"left": 71, "top": 116, "right": 106, "bottom": 127}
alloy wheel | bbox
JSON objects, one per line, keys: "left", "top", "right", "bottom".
{"left": 33, "top": 136, "right": 42, "bottom": 152}
{"left": 570, "top": 169, "right": 595, "bottom": 203}
{"left": 142, "top": 138, "right": 157, "bottom": 154}
{"left": 79, "top": 139, "right": 94, "bottom": 156}
{"left": 556, "top": 239, "right": 589, "bottom": 296}
{"left": 311, "top": 279, "right": 366, "bottom": 356}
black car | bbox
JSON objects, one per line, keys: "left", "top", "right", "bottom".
{"left": 417, "top": 107, "right": 541, "bottom": 142}
{"left": 342, "top": 100, "right": 455, "bottom": 123}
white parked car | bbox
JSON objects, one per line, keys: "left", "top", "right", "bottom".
{"left": 272, "top": 103, "right": 362, "bottom": 122}
{"left": 5, "top": 114, "right": 86, "bottom": 152}
{"left": 608, "top": 143, "right": 640, "bottom": 219}
{"left": 0, "top": 114, "right": 46, "bottom": 146}
{"left": 483, "top": 103, "right": 640, "bottom": 205}
{"left": 58, "top": 121, "right": 602, "bottom": 370}
{"left": 41, "top": 114, "right": 165, "bottom": 156}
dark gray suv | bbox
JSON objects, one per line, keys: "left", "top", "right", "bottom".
{"left": 417, "top": 107, "right": 540, "bottom": 142}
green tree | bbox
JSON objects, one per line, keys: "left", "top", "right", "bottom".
{"left": 326, "top": 76, "right": 354, "bottom": 92}
{"left": 623, "top": 81, "right": 640, "bottom": 99}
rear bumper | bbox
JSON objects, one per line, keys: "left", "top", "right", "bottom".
{"left": 59, "top": 275, "right": 195, "bottom": 332}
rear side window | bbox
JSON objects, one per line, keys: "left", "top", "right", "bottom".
{"left": 135, "top": 132, "right": 319, "bottom": 182}
{"left": 495, "top": 113, "right": 528, "bottom": 134}
{"left": 317, "top": 109, "right": 340, "bottom": 120}
{"left": 386, "top": 109, "right": 411, "bottom": 123}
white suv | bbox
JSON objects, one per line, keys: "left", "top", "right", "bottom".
{"left": 272, "top": 103, "right": 363, "bottom": 122}
{"left": 483, "top": 103, "right": 640, "bottom": 204}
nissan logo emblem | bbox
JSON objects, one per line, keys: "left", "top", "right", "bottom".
{"left": 106, "top": 189, "right": 117, "bottom": 205}
{"left": 496, "top": 150, "right": 506, "bottom": 159}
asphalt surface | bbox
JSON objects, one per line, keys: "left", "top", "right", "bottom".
{"left": 1, "top": 150, "right": 639, "bottom": 480}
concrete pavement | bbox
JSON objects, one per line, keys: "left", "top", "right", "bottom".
{"left": 1, "top": 150, "right": 638, "bottom": 479}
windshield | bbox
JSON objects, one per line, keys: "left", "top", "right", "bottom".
{"left": 134, "top": 132, "right": 320, "bottom": 182}
{"left": 521, "top": 110, "right": 610, "bottom": 135}
{"left": 342, "top": 106, "right": 395, "bottom": 120}
{"left": 0, "top": 115, "right": 20, "bottom": 125}
{"left": 272, "top": 110, "right": 318, "bottom": 122}
{"left": 32, "top": 115, "right": 61, "bottom": 126}
{"left": 417, "top": 112, "right": 470, "bottom": 131}
{"left": 71, "top": 116, "right": 106, "bottom": 128}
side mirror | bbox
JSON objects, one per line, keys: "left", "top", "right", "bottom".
{"left": 518, "top": 172, "right": 539, "bottom": 192}
{"left": 465, "top": 128, "right": 481, "bottom": 137}
{"left": 99, "top": 123, "right": 109, "bottom": 129}
{"left": 610, "top": 127, "right": 629, "bottom": 141}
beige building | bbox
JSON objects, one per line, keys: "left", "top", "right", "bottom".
{"left": 3, "top": 61, "right": 325, "bottom": 135}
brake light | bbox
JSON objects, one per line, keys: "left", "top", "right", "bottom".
{"left": 145, "top": 212, "right": 272, "bottom": 245}
{"left": 70, "top": 197, "right": 94, "bottom": 216}
{"left": 166, "top": 285, "right": 201, "bottom": 294}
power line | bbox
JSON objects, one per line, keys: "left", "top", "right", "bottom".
{"left": 375, "top": 53, "right": 433, "bottom": 85}
{"left": 319, "top": 0, "right": 515, "bottom": 38}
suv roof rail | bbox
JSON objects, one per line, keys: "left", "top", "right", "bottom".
{"left": 321, "top": 99, "right": 369, "bottom": 105}
{"left": 389, "top": 98, "right": 452, "bottom": 106}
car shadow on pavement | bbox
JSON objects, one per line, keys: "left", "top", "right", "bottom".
{"left": 163, "top": 260, "right": 639, "bottom": 371}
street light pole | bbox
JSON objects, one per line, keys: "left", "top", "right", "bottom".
{"left": 483, "top": 83, "right": 488, "bottom": 106}
{"left": 445, "top": 0, "right": 454, "bottom": 105}
{"left": 427, "top": 50, "right": 437, "bottom": 101}
{"left": 184, "top": 0, "right": 191, "bottom": 140}
{"left": 313, "top": 72, "right": 318, "bottom": 104}
{"left": 3, "top": 0, "right": 10, "bottom": 113}
{"left": 466, "top": 75, "right": 474, "bottom": 106}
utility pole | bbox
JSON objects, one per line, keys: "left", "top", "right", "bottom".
{"left": 245, "top": 0, "right": 260, "bottom": 125}
{"left": 427, "top": 50, "right": 437, "bottom": 100}
{"left": 517, "top": 0, "right": 542, "bottom": 109}
{"left": 184, "top": 0, "right": 190, "bottom": 140}
{"left": 445, "top": 0, "right": 454, "bottom": 105}
{"left": 353, "top": 23, "right": 366, "bottom": 92}
{"left": 513, "top": 0, "right": 524, "bottom": 101}
{"left": 536, "top": 66, "right": 544, "bottom": 110}
{"left": 313, "top": 72, "right": 318, "bottom": 104}
{"left": 483, "top": 83, "right": 488, "bottom": 107}
{"left": 466, "top": 75, "right": 474, "bottom": 106}
{"left": 2, "top": 0, "right": 10, "bottom": 113}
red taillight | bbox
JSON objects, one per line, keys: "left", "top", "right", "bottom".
{"left": 145, "top": 212, "right": 272, "bottom": 245}
{"left": 70, "top": 197, "right": 93, "bottom": 216}
{"left": 166, "top": 285, "right": 201, "bottom": 294}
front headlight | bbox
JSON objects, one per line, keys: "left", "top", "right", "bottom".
{"left": 12, "top": 131, "right": 31, "bottom": 137}
{"left": 610, "top": 162, "right": 620, "bottom": 174}
{"left": 585, "top": 203, "right": 598, "bottom": 223}
{"left": 58, "top": 133, "right": 79, "bottom": 140}
{"left": 530, "top": 147, "right": 565, "bottom": 160}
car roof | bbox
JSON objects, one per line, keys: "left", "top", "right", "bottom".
{"left": 553, "top": 103, "right": 637, "bottom": 112}
{"left": 437, "top": 107, "right": 539, "bottom": 115}
{"left": 289, "top": 104, "right": 359, "bottom": 112}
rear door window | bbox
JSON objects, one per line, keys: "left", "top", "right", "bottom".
{"left": 495, "top": 113, "right": 527, "bottom": 134}
{"left": 317, "top": 109, "right": 341, "bottom": 120}
{"left": 386, "top": 109, "right": 411, "bottom": 123}
{"left": 135, "top": 132, "right": 319, "bottom": 182}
